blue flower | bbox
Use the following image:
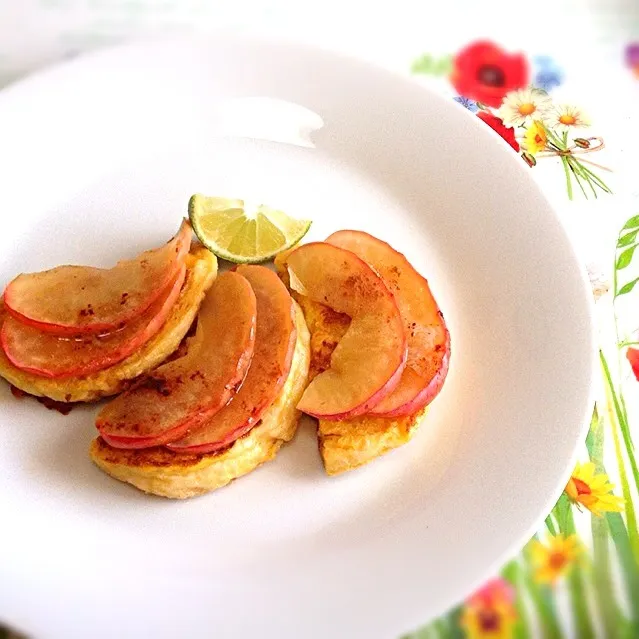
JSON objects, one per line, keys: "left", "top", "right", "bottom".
{"left": 533, "top": 56, "right": 564, "bottom": 92}
{"left": 453, "top": 96, "right": 479, "bottom": 112}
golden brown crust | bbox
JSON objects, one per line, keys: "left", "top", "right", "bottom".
{"left": 0, "top": 245, "right": 217, "bottom": 402}
{"left": 318, "top": 408, "right": 427, "bottom": 476}
{"left": 89, "top": 301, "right": 311, "bottom": 499}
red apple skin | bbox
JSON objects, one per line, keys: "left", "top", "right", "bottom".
{"left": 326, "top": 230, "right": 450, "bottom": 417}
{"left": 3, "top": 220, "right": 191, "bottom": 335}
{"left": 166, "top": 265, "right": 297, "bottom": 454}
{"left": 303, "top": 357, "right": 406, "bottom": 422}
{"left": 1, "top": 265, "right": 187, "bottom": 379}
{"left": 370, "top": 346, "right": 450, "bottom": 417}
{"left": 285, "top": 242, "right": 407, "bottom": 421}
{"left": 96, "top": 271, "right": 257, "bottom": 449}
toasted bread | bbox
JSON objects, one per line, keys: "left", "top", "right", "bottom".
{"left": 317, "top": 408, "right": 427, "bottom": 475}
{"left": 0, "top": 244, "right": 217, "bottom": 403}
{"left": 274, "top": 252, "right": 426, "bottom": 475}
{"left": 89, "top": 300, "right": 311, "bottom": 498}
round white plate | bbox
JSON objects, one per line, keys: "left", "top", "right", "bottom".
{"left": 0, "top": 35, "right": 595, "bottom": 639}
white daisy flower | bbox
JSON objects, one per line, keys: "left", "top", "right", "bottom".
{"left": 546, "top": 104, "right": 590, "bottom": 133}
{"left": 497, "top": 87, "right": 553, "bottom": 129}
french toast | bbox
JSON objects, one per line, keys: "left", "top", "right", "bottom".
{"left": 293, "top": 292, "right": 426, "bottom": 475}
{"left": 275, "top": 252, "right": 428, "bottom": 475}
{"left": 89, "top": 300, "right": 310, "bottom": 498}
{"left": 0, "top": 244, "right": 217, "bottom": 402}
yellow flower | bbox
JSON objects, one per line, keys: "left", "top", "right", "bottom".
{"left": 523, "top": 121, "right": 547, "bottom": 155}
{"left": 565, "top": 462, "right": 624, "bottom": 516}
{"left": 546, "top": 104, "right": 590, "bottom": 132}
{"left": 530, "top": 534, "right": 582, "bottom": 585}
{"left": 460, "top": 578, "right": 517, "bottom": 639}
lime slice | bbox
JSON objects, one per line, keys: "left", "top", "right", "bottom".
{"left": 188, "top": 194, "right": 312, "bottom": 264}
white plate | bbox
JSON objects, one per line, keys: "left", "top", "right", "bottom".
{"left": 0, "top": 35, "right": 595, "bottom": 639}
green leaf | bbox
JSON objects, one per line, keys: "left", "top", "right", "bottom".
{"left": 587, "top": 409, "right": 630, "bottom": 638}
{"left": 568, "top": 160, "right": 590, "bottom": 199}
{"left": 444, "top": 606, "right": 464, "bottom": 639}
{"left": 432, "top": 618, "right": 451, "bottom": 639}
{"left": 561, "top": 157, "right": 573, "bottom": 200}
{"left": 618, "top": 229, "right": 639, "bottom": 247}
{"left": 623, "top": 214, "right": 639, "bottom": 230}
{"left": 555, "top": 506, "right": 596, "bottom": 638}
{"left": 577, "top": 161, "right": 613, "bottom": 194}
{"left": 434, "top": 55, "right": 453, "bottom": 76}
{"left": 617, "top": 277, "right": 639, "bottom": 297}
{"left": 522, "top": 542, "right": 565, "bottom": 639}
{"left": 616, "top": 245, "right": 637, "bottom": 270}
{"left": 600, "top": 351, "right": 639, "bottom": 563}
{"left": 584, "top": 406, "right": 600, "bottom": 463}
{"left": 592, "top": 515, "right": 627, "bottom": 638}
{"left": 588, "top": 406, "right": 604, "bottom": 464}
{"left": 410, "top": 54, "right": 434, "bottom": 74}
{"left": 570, "top": 158, "right": 598, "bottom": 199}
{"left": 606, "top": 512, "right": 639, "bottom": 629}
{"left": 411, "top": 54, "right": 452, "bottom": 76}
{"left": 501, "top": 561, "right": 533, "bottom": 639}
{"left": 566, "top": 561, "right": 596, "bottom": 638}
{"left": 543, "top": 123, "right": 566, "bottom": 149}
{"left": 552, "top": 493, "right": 573, "bottom": 533}
{"left": 399, "top": 628, "right": 433, "bottom": 639}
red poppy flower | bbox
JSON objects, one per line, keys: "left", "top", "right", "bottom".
{"left": 627, "top": 348, "right": 639, "bottom": 381}
{"left": 477, "top": 111, "right": 520, "bottom": 152}
{"left": 452, "top": 41, "right": 529, "bottom": 108}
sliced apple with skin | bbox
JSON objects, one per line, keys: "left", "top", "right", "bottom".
{"left": 167, "top": 265, "right": 297, "bottom": 454}
{"left": 326, "top": 230, "right": 450, "bottom": 416}
{"left": 0, "top": 265, "right": 187, "bottom": 379}
{"left": 95, "top": 271, "right": 257, "bottom": 449}
{"left": 3, "top": 220, "right": 191, "bottom": 335}
{"left": 285, "top": 242, "right": 406, "bottom": 420}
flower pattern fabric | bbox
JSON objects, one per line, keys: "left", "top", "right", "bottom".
{"left": 405, "top": 39, "right": 638, "bottom": 639}
{"left": 450, "top": 41, "right": 529, "bottom": 108}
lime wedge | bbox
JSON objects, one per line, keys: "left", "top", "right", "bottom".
{"left": 188, "top": 195, "right": 312, "bottom": 264}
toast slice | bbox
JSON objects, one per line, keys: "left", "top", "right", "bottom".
{"left": 0, "top": 244, "right": 217, "bottom": 403}
{"left": 275, "top": 253, "right": 427, "bottom": 475}
{"left": 89, "top": 300, "right": 310, "bottom": 498}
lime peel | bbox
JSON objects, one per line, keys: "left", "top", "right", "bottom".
{"left": 188, "top": 194, "right": 312, "bottom": 264}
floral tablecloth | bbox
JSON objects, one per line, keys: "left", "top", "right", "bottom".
{"left": 1, "top": 2, "right": 638, "bottom": 638}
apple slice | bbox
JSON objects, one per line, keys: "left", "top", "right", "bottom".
{"left": 285, "top": 242, "right": 406, "bottom": 420}
{"left": 1, "top": 265, "right": 187, "bottom": 379}
{"left": 4, "top": 220, "right": 191, "bottom": 335}
{"left": 95, "top": 271, "right": 256, "bottom": 449}
{"left": 167, "top": 265, "right": 297, "bottom": 454}
{"left": 326, "top": 230, "right": 450, "bottom": 416}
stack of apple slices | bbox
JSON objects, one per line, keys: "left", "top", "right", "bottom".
{"left": 276, "top": 230, "right": 450, "bottom": 474}
{"left": 282, "top": 231, "right": 450, "bottom": 420}
{"left": 95, "top": 265, "right": 298, "bottom": 455}
{"left": 0, "top": 221, "right": 194, "bottom": 382}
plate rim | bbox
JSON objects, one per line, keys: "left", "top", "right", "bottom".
{"left": 0, "top": 32, "right": 598, "bottom": 638}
